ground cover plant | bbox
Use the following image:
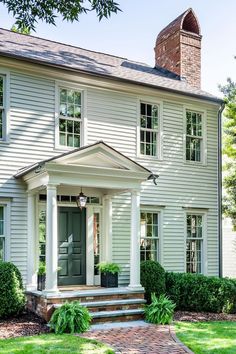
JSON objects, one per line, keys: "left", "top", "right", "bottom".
{"left": 145, "top": 293, "right": 175, "bottom": 324}
{"left": 175, "top": 321, "right": 236, "bottom": 354}
{"left": 50, "top": 301, "right": 91, "bottom": 334}
{"left": 0, "top": 334, "right": 114, "bottom": 354}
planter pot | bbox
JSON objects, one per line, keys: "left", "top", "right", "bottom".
{"left": 37, "top": 274, "right": 46, "bottom": 291}
{"left": 101, "top": 272, "right": 118, "bottom": 288}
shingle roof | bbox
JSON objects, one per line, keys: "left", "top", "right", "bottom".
{"left": 0, "top": 28, "right": 221, "bottom": 103}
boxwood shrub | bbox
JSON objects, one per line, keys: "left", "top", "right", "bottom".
{"left": 165, "top": 272, "right": 236, "bottom": 313}
{"left": 140, "top": 260, "right": 165, "bottom": 303}
{"left": 0, "top": 261, "right": 26, "bottom": 318}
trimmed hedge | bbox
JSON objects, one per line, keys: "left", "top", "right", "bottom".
{"left": 0, "top": 261, "right": 26, "bottom": 318}
{"left": 140, "top": 260, "right": 165, "bottom": 303}
{"left": 165, "top": 272, "right": 236, "bottom": 314}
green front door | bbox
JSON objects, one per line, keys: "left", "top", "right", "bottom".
{"left": 58, "top": 207, "right": 86, "bottom": 286}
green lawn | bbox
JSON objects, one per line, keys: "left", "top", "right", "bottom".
{"left": 175, "top": 321, "right": 236, "bottom": 354}
{"left": 0, "top": 334, "right": 114, "bottom": 354}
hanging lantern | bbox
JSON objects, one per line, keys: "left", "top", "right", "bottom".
{"left": 76, "top": 188, "right": 87, "bottom": 210}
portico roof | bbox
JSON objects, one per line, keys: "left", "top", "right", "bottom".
{"left": 15, "top": 141, "right": 152, "bottom": 192}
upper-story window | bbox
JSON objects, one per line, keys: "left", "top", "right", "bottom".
{"left": 140, "top": 102, "right": 159, "bottom": 156}
{"left": 59, "top": 88, "right": 82, "bottom": 148}
{"left": 0, "top": 75, "right": 5, "bottom": 140}
{"left": 186, "top": 110, "right": 203, "bottom": 162}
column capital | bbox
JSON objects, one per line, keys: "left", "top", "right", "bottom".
{"left": 46, "top": 184, "right": 58, "bottom": 191}
{"left": 130, "top": 189, "right": 141, "bottom": 196}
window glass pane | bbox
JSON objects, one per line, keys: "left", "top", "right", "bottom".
{"left": 0, "top": 238, "right": 4, "bottom": 261}
{"left": 0, "top": 76, "right": 3, "bottom": 107}
{"left": 39, "top": 211, "right": 46, "bottom": 263}
{"left": 94, "top": 213, "right": 100, "bottom": 275}
{"left": 59, "top": 88, "right": 82, "bottom": 148}
{"left": 140, "top": 212, "right": 159, "bottom": 261}
{"left": 186, "top": 214, "right": 203, "bottom": 274}
{"left": 0, "top": 207, "right": 3, "bottom": 235}
{"left": 0, "top": 110, "right": 2, "bottom": 139}
{"left": 140, "top": 102, "right": 158, "bottom": 156}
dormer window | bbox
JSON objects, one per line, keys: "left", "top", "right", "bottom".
{"left": 59, "top": 88, "right": 82, "bottom": 148}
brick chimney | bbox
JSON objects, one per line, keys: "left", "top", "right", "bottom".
{"left": 154, "top": 8, "right": 202, "bottom": 89}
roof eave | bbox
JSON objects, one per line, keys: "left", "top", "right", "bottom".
{"left": 0, "top": 51, "right": 223, "bottom": 105}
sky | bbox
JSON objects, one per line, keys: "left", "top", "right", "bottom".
{"left": 0, "top": 1, "right": 235, "bottom": 96}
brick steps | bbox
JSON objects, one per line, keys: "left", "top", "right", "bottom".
{"left": 26, "top": 287, "right": 146, "bottom": 323}
{"left": 54, "top": 297, "right": 146, "bottom": 323}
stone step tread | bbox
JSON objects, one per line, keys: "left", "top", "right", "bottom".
{"left": 54, "top": 298, "right": 146, "bottom": 309}
{"left": 39, "top": 287, "right": 144, "bottom": 299}
{"left": 90, "top": 308, "right": 145, "bottom": 319}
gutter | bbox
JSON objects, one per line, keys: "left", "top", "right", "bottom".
{"left": 0, "top": 51, "right": 223, "bottom": 105}
{"left": 218, "top": 101, "right": 225, "bottom": 277}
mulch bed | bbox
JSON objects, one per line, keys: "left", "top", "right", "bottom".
{"left": 1, "top": 310, "right": 236, "bottom": 340}
{"left": 174, "top": 311, "right": 236, "bottom": 322}
{"left": 0, "top": 311, "right": 49, "bottom": 339}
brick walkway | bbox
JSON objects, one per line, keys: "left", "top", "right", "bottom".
{"left": 80, "top": 324, "right": 191, "bottom": 354}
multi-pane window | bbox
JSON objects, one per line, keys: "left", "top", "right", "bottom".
{"left": 140, "top": 102, "right": 158, "bottom": 156}
{"left": 0, "top": 75, "right": 4, "bottom": 139}
{"left": 140, "top": 211, "right": 159, "bottom": 261}
{"left": 93, "top": 213, "right": 100, "bottom": 275}
{"left": 186, "top": 214, "right": 203, "bottom": 273}
{"left": 59, "top": 88, "right": 82, "bottom": 148}
{"left": 186, "top": 110, "right": 203, "bottom": 162}
{"left": 0, "top": 206, "right": 5, "bottom": 261}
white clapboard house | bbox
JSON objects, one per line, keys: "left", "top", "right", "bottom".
{"left": 0, "top": 9, "right": 224, "bottom": 321}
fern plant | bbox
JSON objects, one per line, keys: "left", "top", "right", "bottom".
{"left": 145, "top": 293, "right": 175, "bottom": 325}
{"left": 49, "top": 301, "right": 91, "bottom": 334}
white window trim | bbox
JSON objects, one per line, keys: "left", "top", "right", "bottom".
{"left": 184, "top": 209, "right": 207, "bottom": 275}
{"left": 0, "top": 199, "right": 11, "bottom": 261}
{"left": 137, "top": 98, "right": 163, "bottom": 160}
{"left": 183, "top": 106, "right": 207, "bottom": 165}
{"left": 55, "top": 81, "right": 87, "bottom": 150}
{"left": 140, "top": 206, "right": 164, "bottom": 264}
{"left": 0, "top": 69, "right": 10, "bottom": 144}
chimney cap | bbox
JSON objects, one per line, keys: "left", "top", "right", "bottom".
{"left": 156, "top": 8, "right": 201, "bottom": 45}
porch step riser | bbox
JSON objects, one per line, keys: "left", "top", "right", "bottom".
{"left": 46, "top": 293, "right": 144, "bottom": 305}
{"left": 92, "top": 313, "right": 144, "bottom": 323}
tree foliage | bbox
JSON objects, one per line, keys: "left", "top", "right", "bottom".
{"left": 11, "top": 23, "right": 31, "bottom": 35}
{"left": 2, "top": 0, "right": 121, "bottom": 31}
{"left": 219, "top": 78, "right": 236, "bottom": 228}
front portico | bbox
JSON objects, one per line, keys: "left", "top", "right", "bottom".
{"left": 16, "top": 141, "right": 151, "bottom": 293}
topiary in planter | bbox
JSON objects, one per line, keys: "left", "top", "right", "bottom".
{"left": 0, "top": 261, "right": 26, "bottom": 318}
{"left": 140, "top": 260, "right": 166, "bottom": 304}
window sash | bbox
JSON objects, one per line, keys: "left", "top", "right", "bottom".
{"left": 140, "top": 211, "right": 159, "bottom": 261}
{"left": 186, "top": 214, "right": 204, "bottom": 273}
{"left": 0, "top": 75, "right": 5, "bottom": 140}
{"left": 59, "top": 87, "right": 82, "bottom": 148}
{"left": 140, "top": 102, "right": 159, "bottom": 156}
{"left": 186, "top": 110, "right": 203, "bottom": 162}
{"left": 0, "top": 205, "right": 5, "bottom": 261}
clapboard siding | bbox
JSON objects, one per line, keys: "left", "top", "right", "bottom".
{"left": 0, "top": 67, "right": 220, "bottom": 284}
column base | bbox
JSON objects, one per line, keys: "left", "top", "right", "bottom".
{"left": 42, "top": 288, "right": 59, "bottom": 295}
{"left": 26, "top": 284, "right": 37, "bottom": 292}
{"left": 127, "top": 284, "right": 144, "bottom": 291}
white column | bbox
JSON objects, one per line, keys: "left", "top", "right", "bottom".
{"left": 128, "top": 190, "right": 142, "bottom": 289}
{"left": 27, "top": 193, "right": 37, "bottom": 290}
{"left": 45, "top": 184, "right": 58, "bottom": 292}
{"left": 86, "top": 206, "right": 94, "bottom": 285}
{"left": 103, "top": 195, "right": 112, "bottom": 262}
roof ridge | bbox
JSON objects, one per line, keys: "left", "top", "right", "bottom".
{"left": 0, "top": 27, "right": 129, "bottom": 61}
